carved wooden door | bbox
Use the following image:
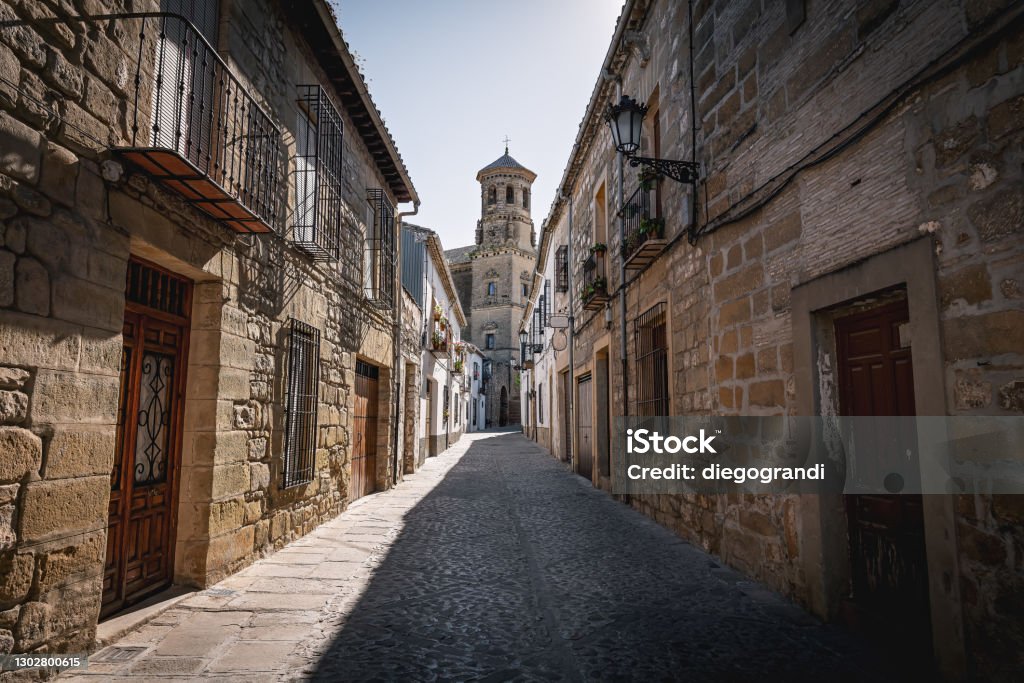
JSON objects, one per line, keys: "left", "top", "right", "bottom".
{"left": 103, "top": 259, "right": 191, "bottom": 617}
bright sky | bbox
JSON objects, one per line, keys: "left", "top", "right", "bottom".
{"left": 333, "top": 0, "right": 624, "bottom": 250}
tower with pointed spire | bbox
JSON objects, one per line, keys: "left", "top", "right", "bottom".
{"left": 445, "top": 146, "right": 537, "bottom": 427}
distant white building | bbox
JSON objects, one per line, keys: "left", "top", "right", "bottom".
{"left": 464, "top": 343, "right": 487, "bottom": 432}
{"left": 406, "top": 224, "right": 468, "bottom": 456}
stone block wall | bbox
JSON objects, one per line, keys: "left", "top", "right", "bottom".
{"left": 542, "top": 0, "right": 1023, "bottom": 677}
{"left": 0, "top": 0, "right": 405, "bottom": 661}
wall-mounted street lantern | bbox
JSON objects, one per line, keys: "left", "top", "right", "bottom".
{"left": 605, "top": 95, "right": 699, "bottom": 184}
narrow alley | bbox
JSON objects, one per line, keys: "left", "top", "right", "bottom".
{"left": 65, "top": 431, "right": 887, "bottom": 681}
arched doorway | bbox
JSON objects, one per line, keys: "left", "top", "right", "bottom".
{"left": 499, "top": 386, "right": 509, "bottom": 427}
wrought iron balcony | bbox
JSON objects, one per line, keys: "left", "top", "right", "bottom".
{"left": 580, "top": 253, "right": 610, "bottom": 311}
{"left": 429, "top": 318, "right": 450, "bottom": 356}
{"left": 114, "top": 13, "right": 282, "bottom": 233}
{"left": 620, "top": 183, "right": 666, "bottom": 270}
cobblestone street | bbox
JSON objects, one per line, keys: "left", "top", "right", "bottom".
{"left": 67, "top": 431, "right": 888, "bottom": 681}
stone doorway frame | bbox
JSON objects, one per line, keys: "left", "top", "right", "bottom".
{"left": 790, "top": 236, "right": 965, "bottom": 677}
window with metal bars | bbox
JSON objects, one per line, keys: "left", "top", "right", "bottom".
{"left": 542, "top": 280, "right": 551, "bottom": 326}
{"left": 283, "top": 319, "right": 320, "bottom": 488}
{"left": 530, "top": 307, "right": 544, "bottom": 353}
{"left": 365, "top": 189, "right": 396, "bottom": 307}
{"left": 634, "top": 302, "right": 669, "bottom": 417}
{"left": 293, "top": 85, "right": 343, "bottom": 260}
{"left": 555, "top": 246, "right": 568, "bottom": 292}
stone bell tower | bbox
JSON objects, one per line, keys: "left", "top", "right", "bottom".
{"left": 448, "top": 146, "right": 537, "bottom": 427}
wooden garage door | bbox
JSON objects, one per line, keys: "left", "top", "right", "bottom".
{"left": 350, "top": 360, "right": 379, "bottom": 501}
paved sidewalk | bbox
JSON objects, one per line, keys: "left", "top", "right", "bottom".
{"left": 66, "top": 430, "right": 887, "bottom": 681}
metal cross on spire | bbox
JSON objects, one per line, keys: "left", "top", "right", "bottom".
{"left": 503, "top": 135, "right": 511, "bottom": 154}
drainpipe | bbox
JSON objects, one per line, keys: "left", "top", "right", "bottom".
{"left": 394, "top": 201, "right": 419, "bottom": 485}
{"left": 562, "top": 190, "right": 575, "bottom": 468}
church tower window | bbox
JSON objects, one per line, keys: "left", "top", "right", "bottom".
{"left": 488, "top": 187, "right": 496, "bottom": 205}
{"left": 522, "top": 188, "right": 529, "bottom": 209}
{"left": 506, "top": 186, "right": 514, "bottom": 204}
{"left": 487, "top": 282, "right": 496, "bottom": 297}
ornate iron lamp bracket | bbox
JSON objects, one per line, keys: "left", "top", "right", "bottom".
{"left": 627, "top": 155, "right": 700, "bottom": 184}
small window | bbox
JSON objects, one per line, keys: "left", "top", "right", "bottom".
{"left": 283, "top": 319, "right": 320, "bottom": 488}
{"left": 635, "top": 302, "right": 669, "bottom": 417}
{"left": 555, "top": 246, "right": 568, "bottom": 292}
{"left": 523, "top": 187, "right": 529, "bottom": 209}
{"left": 486, "top": 333, "right": 495, "bottom": 350}
{"left": 538, "top": 383, "right": 543, "bottom": 424}
{"left": 488, "top": 187, "right": 496, "bottom": 205}
{"left": 521, "top": 283, "right": 528, "bottom": 297}
{"left": 506, "top": 186, "right": 514, "bottom": 203}
{"left": 487, "top": 282, "right": 496, "bottom": 297}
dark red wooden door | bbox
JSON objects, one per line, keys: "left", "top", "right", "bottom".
{"left": 104, "top": 260, "right": 191, "bottom": 617}
{"left": 350, "top": 361, "right": 379, "bottom": 500}
{"left": 835, "top": 298, "right": 931, "bottom": 661}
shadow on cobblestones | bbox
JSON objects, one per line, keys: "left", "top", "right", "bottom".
{"left": 310, "top": 431, "right": 892, "bottom": 682}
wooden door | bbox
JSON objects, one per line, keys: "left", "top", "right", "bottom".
{"left": 576, "top": 375, "right": 593, "bottom": 482}
{"left": 350, "top": 360, "right": 379, "bottom": 500}
{"left": 103, "top": 260, "right": 191, "bottom": 618}
{"left": 835, "top": 298, "right": 931, "bottom": 661}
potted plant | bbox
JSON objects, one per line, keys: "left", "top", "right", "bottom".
{"left": 593, "top": 276, "right": 607, "bottom": 292}
{"left": 590, "top": 242, "right": 607, "bottom": 255}
{"left": 639, "top": 216, "right": 665, "bottom": 239}
{"left": 431, "top": 330, "right": 447, "bottom": 350}
{"left": 433, "top": 303, "right": 443, "bottom": 319}
{"left": 453, "top": 359, "right": 464, "bottom": 372}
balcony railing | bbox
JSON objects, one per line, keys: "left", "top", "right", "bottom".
{"left": 110, "top": 13, "right": 281, "bottom": 233}
{"left": 580, "top": 253, "right": 610, "bottom": 311}
{"left": 620, "top": 184, "right": 666, "bottom": 270}
{"left": 429, "top": 317, "right": 450, "bottom": 355}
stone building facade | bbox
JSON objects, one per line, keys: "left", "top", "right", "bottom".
{"left": 522, "top": 0, "right": 1024, "bottom": 679}
{"left": 0, "top": 0, "right": 416, "bottom": 662}
{"left": 447, "top": 150, "right": 537, "bottom": 427}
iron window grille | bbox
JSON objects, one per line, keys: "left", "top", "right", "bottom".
{"left": 542, "top": 279, "right": 551, "bottom": 327}
{"left": 294, "top": 85, "right": 343, "bottom": 260}
{"left": 634, "top": 302, "right": 669, "bottom": 417}
{"left": 555, "top": 246, "right": 569, "bottom": 292}
{"left": 530, "top": 308, "right": 544, "bottom": 354}
{"left": 283, "top": 319, "right": 320, "bottom": 488}
{"left": 365, "top": 189, "right": 396, "bottom": 308}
